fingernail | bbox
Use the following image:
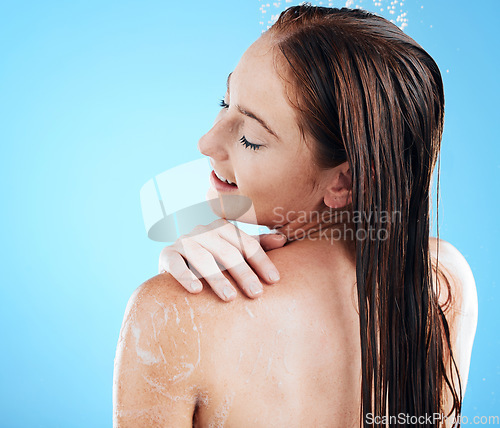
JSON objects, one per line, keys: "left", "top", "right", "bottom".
{"left": 250, "top": 281, "right": 263, "bottom": 296}
{"left": 223, "top": 285, "right": 236, "bottom": 300}
{"left": 268, "top": 270, "right": 280, "bottom": 282}
{"left": 191, "top": 281, "right": 202, "bottom": 292}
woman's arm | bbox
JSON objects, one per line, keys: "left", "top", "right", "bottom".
{"left": 113, "top": 276, "right": 202, "bottom": 427}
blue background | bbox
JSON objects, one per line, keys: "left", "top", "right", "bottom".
{"left": 1, "top": 0, "right": 498, "bottom": 426}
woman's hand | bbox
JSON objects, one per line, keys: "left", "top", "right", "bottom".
{"left": 158, "top": 219, "right": 287, "bottom": 301}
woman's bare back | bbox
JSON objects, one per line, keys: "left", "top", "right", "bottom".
{"left": 113, "top": 237, "right": 476, "bottom": 427}
{"left": 192, "top": 238, "right": 361, "bottom": 427}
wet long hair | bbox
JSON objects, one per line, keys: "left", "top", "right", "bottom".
{"left": 267, "top": 5, "right": 461, "bottom": 426}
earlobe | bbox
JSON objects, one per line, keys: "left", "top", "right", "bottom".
{"left": 323, "top": 162, "right": 352, "bottom": 209}
{"left": 324, "top": 190, "right": 352, "bottom": 209}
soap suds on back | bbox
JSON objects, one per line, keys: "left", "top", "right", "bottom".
{"left": 208, "top": 391, "right": 236, "bottom": 428}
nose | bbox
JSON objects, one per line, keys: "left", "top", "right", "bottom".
{"left": 197, "top": 112, "right": 235, "bottom": 161}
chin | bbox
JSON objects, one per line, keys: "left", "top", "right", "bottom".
{"left": 206, "top": 187, "right": 259, "bottom": 224}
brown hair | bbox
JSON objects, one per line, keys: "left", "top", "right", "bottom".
{"left": 267, "top": 5, "right": 461, "bottom": 426}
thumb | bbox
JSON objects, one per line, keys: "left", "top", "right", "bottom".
{"left": 254, "top": 232, "right": 287, "bottom": 251}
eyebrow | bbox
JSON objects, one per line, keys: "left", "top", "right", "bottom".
{"left": 226, "top": 72, "right": 280, "bottom": 140}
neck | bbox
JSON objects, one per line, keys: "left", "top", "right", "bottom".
{"left": 271, "top": 205, "right": 355, "bottom": 246}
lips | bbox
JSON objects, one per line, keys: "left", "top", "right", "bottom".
{"left": 213, "top": 169, "right": 237, "bottom": 186}
{"left": 210, "top": 170, "right": 239, "bottom": 192}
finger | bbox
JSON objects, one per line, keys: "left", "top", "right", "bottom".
{"left": 217, "top": 225, "right": 281, "bottom": 285}
{"left": 254, "top": 233, "right": 287, "bottom": 251}
{"left": 197, "top": 237, "right": 264, "bottom": 299}
{"left": 159, "top": 249, "right": 203, "bottom": 293}
{"left": 179, "top": 240, "right": 237, "bottom": 302}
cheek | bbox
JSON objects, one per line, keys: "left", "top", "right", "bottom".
{"left": 234, "top": 142, "right": 319, "bottom": 196}
{"left": 241, "top": 159, "right": 316, "bottom": 207}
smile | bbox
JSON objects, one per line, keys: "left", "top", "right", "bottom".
{"left": 210, "top": 170, "right": 239, "bottom": 192}
{"left": 213, "top": 169, "right": 237, "bottom": 186}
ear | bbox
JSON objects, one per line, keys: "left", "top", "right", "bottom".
{"left": 323, "top": 161, "right": 352, "bottom": 209}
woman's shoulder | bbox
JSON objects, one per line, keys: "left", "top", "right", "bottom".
{"left": 429, "top": 237, "right": 478, "bottom": 402}
{"left": 124, "top": 273, "right": 226, "bottom": 348}
{"left": 127, "top": 240, "right": 358, "bottom": 368}
{"left": 114, "top": 274, "right": 207, "bottom": 425}
{"left": 429, "top": 237, "right": 477, "bottom": 317}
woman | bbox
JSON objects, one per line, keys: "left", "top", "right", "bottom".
{"left": 113, "top": 5, "right": 477, "bottom": 427}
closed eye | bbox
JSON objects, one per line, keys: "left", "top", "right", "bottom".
{"left": 219, "top": 98, "right": 263, "bottom": 151}
{"left": 240, "top": 136, "right": 262, "bottom": 151}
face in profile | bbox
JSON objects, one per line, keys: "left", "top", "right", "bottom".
{"left": 198, "top": 34, "right": 336, "bottom": 228}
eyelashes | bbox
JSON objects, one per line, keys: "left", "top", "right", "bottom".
{"left": 239, "top": 136, "right": 261, "bottom": 151}
{"left": 219, "top": 98, "right": 263, "bottom": 151}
